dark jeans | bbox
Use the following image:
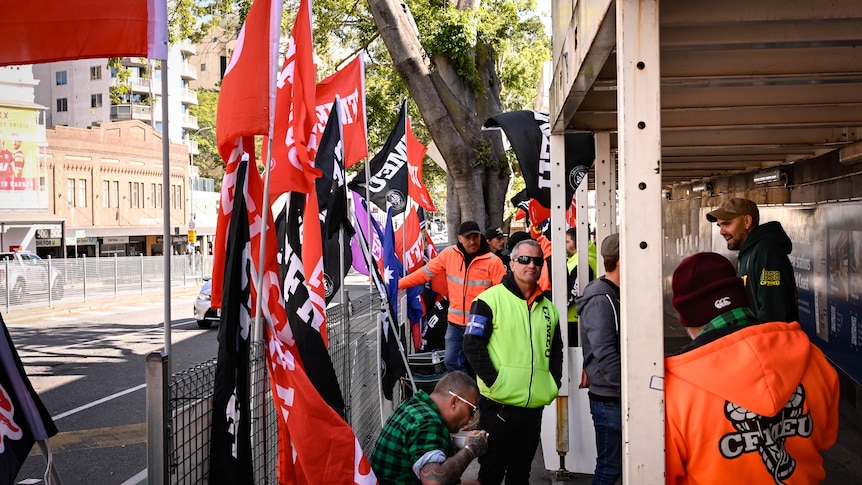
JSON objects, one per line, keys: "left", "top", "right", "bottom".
{"left": 589, "top": 398, "right": 622, "bottom": 485}
{"left": 477, "top": 397, "right": 544, "bottom": 485}
{"left": 444, "top": 322, "right": 468, "bottom": 373}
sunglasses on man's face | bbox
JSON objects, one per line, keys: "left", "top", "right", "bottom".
{"left": 513, "top": 255, "right": 544, "bottom": 267}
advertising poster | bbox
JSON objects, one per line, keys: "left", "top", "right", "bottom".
{"left": 0, "top": 106, "right": 43, "bottom": 208}
{"left": 773, "top": 203, "right": 862, "bottom": 384}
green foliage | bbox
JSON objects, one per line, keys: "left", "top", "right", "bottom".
{"left": 188, "top": 90, "right": 223, "bottom": 188}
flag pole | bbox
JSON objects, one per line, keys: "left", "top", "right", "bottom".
{"left": 160, "top": 52, "right": 172, "bottom": 374}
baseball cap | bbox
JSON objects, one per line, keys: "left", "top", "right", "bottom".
{"left": 706, "top": 198, "right": 759, "bottom": 223}
{"left": 672, "top": 252, "right": 749, "bottom": 327}
{"left": 484, "top": 227, "right": 507, "bottom": 240}
{"left": 506, "top": 231, "right": 531, "bottom": 252}
{"left": 601, "top": 233, "right": 619, "bottom": 260}
{"left": 459, "top": 221, "right": 481, "bottom": 236}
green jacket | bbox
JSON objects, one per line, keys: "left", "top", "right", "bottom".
{"left": 737, "top": 221, "right": 799, "bottom": 323}
{"left": 566, "top": 240, "right": 597, "bottom": 322}
{"left": 463, "top": 274, "right": 563, "bottom": 408}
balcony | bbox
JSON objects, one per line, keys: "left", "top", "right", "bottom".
{"left": 185, "top": 139, "right": 199, "bottom": 156}
{"left": 178, "top": 40, "right": 197, "bottom": 56}
{"left": 180, "top": 114, "right": 199, "bottom": 131}
{"left": 179, "top": 88, "right": 198, "bottom": 105}
{"left": 110, "top": 103, "right": 153, "bottom": 122}
{"left": 179, "top": 63, "right": 197, "bottom": 81}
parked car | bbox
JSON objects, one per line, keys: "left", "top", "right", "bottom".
{"left": 0, "top": 251, "right": 64, "bottom": 304}
{"left": 193, "top": 276, "right": 219, "bottom": 328}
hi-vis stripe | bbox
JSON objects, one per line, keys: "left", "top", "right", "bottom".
{"left": 446, "top": 274, "right": 493, "bottom": 287}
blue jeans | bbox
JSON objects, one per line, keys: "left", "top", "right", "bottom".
{"left": 444, "top": 323, "right": 468, "bottom": 373}
{"left": 589, "top": 398, "right": 622, "bottom": 485}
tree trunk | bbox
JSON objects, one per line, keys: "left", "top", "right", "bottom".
{"left": 367, "top": 0, "right": 510, "bottom": 232}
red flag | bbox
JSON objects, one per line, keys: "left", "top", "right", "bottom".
{"left": 566, "top": 196, "right": 578, "bottom": 228}
{"left": 215, "top": 0, "right": 284, "bottom": 165}
{"left": 0, "top": 0, "right": 167, "bottom": 66}
{"left": 302, "top": 190, "right": 329, "bottom": 346}
{"left": 406, "top": 117, "right": 437, "bottom": 212}
{"left": 316, "top": 54, "right": 368, "bottom": 168}
{"left": 395, "top": 207, "right": 423, "bottom": 274}
{"left": 267, "top": 0, "right": 320, "bottom": 196}
{"left": 528, "top": 198, "right": 551, "bottom": 227}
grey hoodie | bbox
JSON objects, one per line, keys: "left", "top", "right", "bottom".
{"left": 576, "top": 276, "right": 621, "bottom": 399}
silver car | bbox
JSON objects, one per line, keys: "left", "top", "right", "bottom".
{"left": 193, "top": 276, "right": 220, "bottom": 328}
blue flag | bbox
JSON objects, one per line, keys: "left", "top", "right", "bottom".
{"left": 382, "top": 208, "right": 402, "bottom": 320}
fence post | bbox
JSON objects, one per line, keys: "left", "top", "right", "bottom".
{"left": 141, "top": 254, "right": 145, "bottom": 295}
{"left": 47, "top": 257, "right": 53, "bottom": 307}
{"left": 146, "top": 351, "right": 169, "bottom": 485}
{"left": 114, "top": 254, "right": 119, "bottom": 298}
{"left": 3, "top": 260, "right": 8, "bottom": 312}
{"left": 82, "top": 255, "right": 88, "bottom": 302}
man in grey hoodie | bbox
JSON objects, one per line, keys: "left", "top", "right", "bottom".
{"left": 576, "top": 233, "right": 621, "bottom": 485}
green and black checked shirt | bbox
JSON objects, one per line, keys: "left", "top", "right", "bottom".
{"left": 370, "top": 391, "right": 454, "bottom": 484}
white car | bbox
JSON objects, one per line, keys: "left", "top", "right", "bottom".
{"left": 193, "top": 276, "right": 220, "bottom": 328}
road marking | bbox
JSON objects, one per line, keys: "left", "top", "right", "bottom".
{"left": 52, "top": 384, "right": 145, "bottom": 421}
{"left": 120, "top": 469, "right": 148, "bottom": 485}
{"left": 28, "top": 423, "right": 146, "bottom": 456}
{"left": 43, "top": 317, "right": 76, "bottom": 321}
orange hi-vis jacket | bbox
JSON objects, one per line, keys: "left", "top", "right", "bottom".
{"left": 664, "top": 321, "right": 839, "bottom": 485}
{"left": 398, "top": 245, "right": 506, "bottom": 326}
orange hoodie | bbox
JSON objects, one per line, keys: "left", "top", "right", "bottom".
{"left": 664, "top": 322, "right": 839, "bottom": 485}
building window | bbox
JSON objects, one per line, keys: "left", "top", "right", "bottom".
{"left": 151, "top": 183, "right": 163, "bottom": 209}
{"left": 66, "top": 179, "right": 75, "bottom": 206}
{"left": 56, "top": 71, "right": 67, "bottom": 85}
{"left": 112, "top": 181, "right": 119, "bottom": 208}
{"left": 171, "top": 184, "right": 183, "bottom": 210}
{"left": 102, "top": 180, "right": 110, "bottom": 207}
{"left": 90, "top": 65, "right": 102, "bottom": 80}
{"left": 57, "top": 98, "right": 68, "bottom": 112}
{"left": 200, "top": 63, "right": 206, "bottom": 72}
{"left": 90, "top": 94, "right": 103, "bottom": 108}
{"left": 130, "top": 182, "right": 143, "bottom": 208}
{"left": 77, "top": 179, "right": 87, "bottom": 207}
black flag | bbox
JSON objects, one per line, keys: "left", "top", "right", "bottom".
{"left": 484, "top": 110, "right": 594, "bottom": 208}
{"left": 210, "top": 158, "right": 254, "bottom": 484}
{"left": 276, "top": 193, "right": 347, "bottom": 417}
{"left": 315, "top": 98, "right": 355, "bottom": 303}
{"left": 0, "top": 313, "right": 58, "bottom": 482}
{"left": 348, "top": 100, "right": 408, "bottom": 214}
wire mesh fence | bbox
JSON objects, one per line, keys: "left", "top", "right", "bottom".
{"left": 153, "top": 291, "right": 386, "bottom": 484}
{"left": 0, "top": 254, "right": 213, "bottom": 313}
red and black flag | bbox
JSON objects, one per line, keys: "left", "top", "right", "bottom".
{"left": 316, "top": 98, "right": 355, "bottom": 303}
{"left": 275, "top": 193, "right": 346, "bottom": 418}
{"left": 209, "top": 152, "right": 256, "bottom": 484}
{"left": 484, "top": 110, "right": 594, "bottom": 208}
{"left": 0, "top": 313, "right": 58, "bottom": 482}
{"left": 348, "top": 101, "right": 409, "bottom": 214}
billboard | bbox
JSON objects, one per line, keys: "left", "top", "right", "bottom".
{"left": 0, "top": 106, "right": 45, "bottom": 209}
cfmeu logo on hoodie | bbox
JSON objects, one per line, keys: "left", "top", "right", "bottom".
{"left": 719, "top": 384, "right": 812, "bottom": 481}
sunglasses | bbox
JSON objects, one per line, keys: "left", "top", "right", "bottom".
{"left": 448, "top": 390, "right": 478, "bottom": 417}
{"left": 513, "top": 255, "right": 544, "bottom": 267}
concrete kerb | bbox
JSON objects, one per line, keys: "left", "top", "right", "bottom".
{"left": 2, "top": 286, "right": 201, "bottom": 325}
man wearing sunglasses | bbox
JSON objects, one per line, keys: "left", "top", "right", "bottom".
{"left": 463, "top": 239, "right": 563, "bottom": 485}
{"left": 370, "top": 371, "right": 489, "bottom": 485}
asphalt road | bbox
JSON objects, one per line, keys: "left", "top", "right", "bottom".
{"left": 9, "top": 286, "right": 217, "bottom": 485}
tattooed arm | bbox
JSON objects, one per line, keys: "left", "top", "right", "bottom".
{"left": 418, "top": 431, "right": 488, "bottom": 485}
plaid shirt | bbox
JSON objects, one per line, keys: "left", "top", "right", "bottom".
{"left": 370, "top": 391, "right": 454, "bottom": 484}
{"left": 698, "top": 307, "right": 757, "bottom": 336}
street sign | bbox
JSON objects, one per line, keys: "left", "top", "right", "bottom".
{"left": 189, "top": 221, "right": 196, "bottom": 230}
{"left": 188, "top": 230, "right": 197, "bottom": 243}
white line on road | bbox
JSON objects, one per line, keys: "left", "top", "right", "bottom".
{"left": 52, "top": 384, "right": 145, "bottom": 421}
{"left": 120, "top": 468, "right": 148, "bottom": 485}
